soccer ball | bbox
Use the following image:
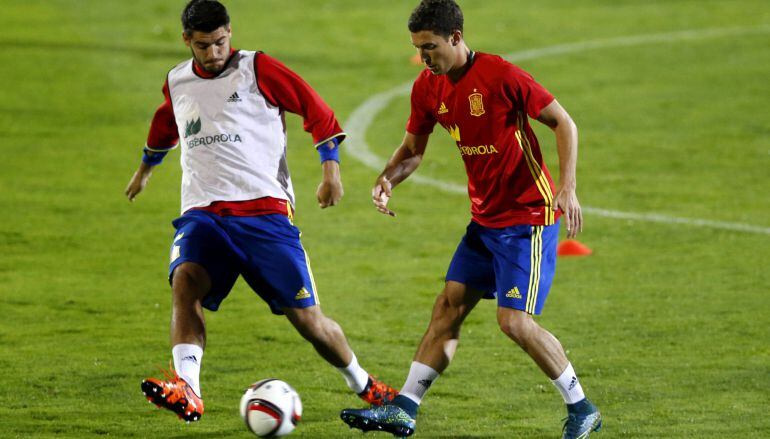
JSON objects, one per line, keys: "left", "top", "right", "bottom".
{"left": 240, "top": 379, "right": 302, "bottom": 437}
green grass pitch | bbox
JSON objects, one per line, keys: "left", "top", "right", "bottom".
{"left": 1, "top": 1, "right": 769, "bottom": 437}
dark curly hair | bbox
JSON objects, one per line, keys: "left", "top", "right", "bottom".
{"left": 408, "top": 0, "right": 463, "bottom": 37}
{"left": 181, "top": 0, "right": 230, "bottom": 35}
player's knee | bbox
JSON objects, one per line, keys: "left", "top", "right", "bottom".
{"left": 432, "top": 292, "right": 462, "bottom": 322}
{"left": 171, "top": 262, "right": 210, "bottom": 299}
{"left": 426, "top": 294, "right": 462, "bottom": 339}
{"left": 433, "top": 293, "right": 450, "bottom": 312}
{"left": 497, "top": 311, "right": 535, "bottom": 345}
{"left": 288, "top": 307, "right": 335, "bottom": 341}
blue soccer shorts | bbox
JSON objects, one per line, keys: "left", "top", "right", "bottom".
{"left": 167, "top": 210, "right": 318, "bottom": 314}
{"left": 445, "top": 220, "right": 559, "bottom": 315}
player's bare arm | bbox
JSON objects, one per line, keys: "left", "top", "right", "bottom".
{"left": 317, "top": 143, "right": 344, "bottom": 208}
{"left": 125, "top": 160, "right": 155, "bottom": 202}
{"left": 372, "top": 132, "right": 429, "bottom": 217}
{"left": 127, "top": 76, "right": 177, "bottom": 202}
{"left": 537, "top": 100, "right": 582, "bottom": 238}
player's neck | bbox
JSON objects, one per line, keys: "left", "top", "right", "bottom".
{"left": 447, "top": 45, "right": 473, "bottom": 83}
{"left": 192, "top": 48, "right": 237, "bottom": 78}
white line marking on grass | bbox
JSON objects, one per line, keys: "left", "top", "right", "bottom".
{"left": 344, "top": 25, "right": 770, "bottom": 235}
{"left": 582, "top": 207, "right": 770, "bottom": 235}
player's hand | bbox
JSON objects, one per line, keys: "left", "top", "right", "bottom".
{"left": 125, "top": 164, "right": 153, "bottom": 202}
{"left": 317, "top": 179, "right": 343, "bottom": 208}
{"left": 317, "top": 160, "right": 343, "bottom": 208}
{"left": 372, "top": 176, "right": 396, "bottom": 217}
{"left": 553, "top": 184, "right": 582, "bottom": 239}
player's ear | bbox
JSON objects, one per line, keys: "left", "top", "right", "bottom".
{"left": 451, "top": 30, "right": 462, "bottom": 46}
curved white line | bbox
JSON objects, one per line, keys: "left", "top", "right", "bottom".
{"left": 344, "top": 25, "right": 770, "bottom": 236}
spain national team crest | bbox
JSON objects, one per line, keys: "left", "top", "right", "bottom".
{"left": 468, "top": 92, "right": 485, "bottom": 117}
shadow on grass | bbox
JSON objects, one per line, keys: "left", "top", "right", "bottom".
{"left": 432, "top": 435, "right": 551, "bottom": 439}
{"left": 165, "top": 432, "right": 244, "bottom": 438}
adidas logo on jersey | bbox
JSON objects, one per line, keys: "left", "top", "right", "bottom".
{"left": 437, "top": 102, "right": 449, "bottom": 114}
{"left": 295, "top": 288, "right": 311, "bottom": 300}
{"left": 226, "top": 92, "right": 242, "bottom": 102}
{"left": 505, "top": 286, "right": 522, "bottom": 299}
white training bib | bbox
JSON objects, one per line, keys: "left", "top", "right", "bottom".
{"left": 167, "top": 51, "right": 293, "bottom": 213}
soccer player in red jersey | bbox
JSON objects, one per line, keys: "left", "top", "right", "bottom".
{"left": 341, "top": 1, "right": 601, "bottom": 438}
{"left": 125, "top": 0, "right": 396, "bottom": 424}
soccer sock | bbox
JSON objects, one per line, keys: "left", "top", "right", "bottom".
{"left": 172, "top": 343, "right": 203, "bottom": 397}
{"left": 399, "top": 361, "right": 440, "bottom": 406}
{"left": 551, "top": 362, "right": 585, "bottom": 405}
{"left": 567, "top": 398, "right": 596, "bottom": 415}
{"left": 336, "top": 353, "right": 369, "bottom": 394}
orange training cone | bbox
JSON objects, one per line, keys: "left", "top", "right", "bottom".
{"left": 557, "top": 239, "right": 592, "bottom": 257}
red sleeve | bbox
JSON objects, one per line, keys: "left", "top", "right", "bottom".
{"left": 146, "top": 79, "right": 179, "bottom": 150}
{"left": 504, "top": 64, "right": 554, "bottom": 119}
{"left": 255, "top": 53, "right": 344, "bottom": 146}
{"left": 406, "top": 72, "right": 437, "bottom": 135}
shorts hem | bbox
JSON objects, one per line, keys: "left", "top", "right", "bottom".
{"left": 496, "top": 302, "right": 543, "bottom": 315}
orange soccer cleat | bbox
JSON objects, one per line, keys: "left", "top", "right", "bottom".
{"left": 141, "top": 366, "right": 204, "bottom": 422}
{"left": 358, "top": 375, "right": 399, "bottom": 407}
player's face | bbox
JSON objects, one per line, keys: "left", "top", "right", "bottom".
{"left": 411, "top": 30, "right": 462, "bottom": 75}
{"left": 184, "top": 26, "right": 232, "bottom": 73}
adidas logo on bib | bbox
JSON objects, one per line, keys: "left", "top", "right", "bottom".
{"left": 226, "top": 91, "right": 242, "bottom": 102}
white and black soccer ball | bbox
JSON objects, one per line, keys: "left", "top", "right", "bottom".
{"left": 240, "top": 379, "right": 302, "bottom": 437}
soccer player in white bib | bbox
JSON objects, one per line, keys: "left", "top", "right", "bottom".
{"left": 125, "top": 0, "right": 397, "bottom": 423}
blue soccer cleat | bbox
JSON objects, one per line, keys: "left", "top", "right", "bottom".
{"left": 340, "top": 404, "right": 416, "bottom": 438}
{"left": 561, "top": 400, "right": 602, "bottom": 439}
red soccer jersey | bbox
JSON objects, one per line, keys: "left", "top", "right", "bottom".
{"left": 407, "top": 52, "right": 560, "bottom": 227}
